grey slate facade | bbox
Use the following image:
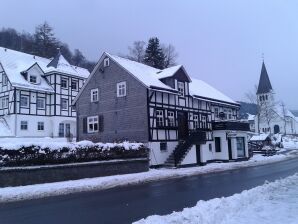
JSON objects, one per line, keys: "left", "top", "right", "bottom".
{"left": 75, "top": 57, "right": 149, "bottom": 142}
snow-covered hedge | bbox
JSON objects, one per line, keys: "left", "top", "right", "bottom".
{"left": 0, "top": 141, "right": 148, "bottom": 167}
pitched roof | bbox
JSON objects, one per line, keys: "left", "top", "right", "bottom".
{"left": 189, "top": 78, "right": 238, "bottom": 105}
{"left": 0, "top": 47, "right": 90, "bottom": 92}
{"left": 256, "top": 62, "right": 273, "bottom": 94}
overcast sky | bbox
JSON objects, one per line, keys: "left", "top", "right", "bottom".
{"left": 1, "top": 0, "right": 298, "bottom": 108}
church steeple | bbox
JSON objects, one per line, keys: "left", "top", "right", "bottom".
{"left": 256, "top": 62, "right": 273, "bottom": 94}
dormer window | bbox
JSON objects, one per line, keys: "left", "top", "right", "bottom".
{"left": 2, "top": 75, "right": 8, "bottom": 86}
{"left": 29, "top": 75, "right": 37, "bottom": 84}
{"left": 104, "top": 58, "right": 110, "bottom": 67}
{"left": 178, "top": 82, "right": 185, "bottom": 96}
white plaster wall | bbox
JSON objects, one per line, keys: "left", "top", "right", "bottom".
{"left": 213, "top": 130, "right": 229, "bottom": 160}
{"left": 148, "top": 141, "right": 178, "bottom": 166}
{"left": 181, "top": 146, "right": 196, "bottom": 165}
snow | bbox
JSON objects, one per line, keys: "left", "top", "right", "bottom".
{"left": 189, "top": 78, "right": 238, "bottom": 105}
{"left": 0, "top": 151, "right": 296, "bottom": 203}
{"left": 247, "top": 113, "right": 255, "bottom": 121}
{"left": 0, "top": 138, "right": 143, "bottom": 151}
{"left": 155, "top": 65, "right": 182, "bottom": 79}
{"left": 0, "top": 47, "right": 89, "bottom": 92}
{"left": 107, "top": 53, "right": 174, "bottom": 91}
{"left": 249, "top": 133, "right": 270, "bottom": 141}
{"left": 135, "top": 173, "right": 298, "bottom": 224}
{"left": 282, "top": 136, "right": 298, "bottom": 149}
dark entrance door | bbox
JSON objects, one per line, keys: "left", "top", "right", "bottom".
{"left": 274, "top": 125, "right": 280, "bottom": 134}
{"left": 178, "top": 111, "right": 188, "bottom": 140}
{"left": 228, "top": 138, "right": 232, "bottom": 160}
{"left": 196, "top": 144, "right": 201, "bottom": 165}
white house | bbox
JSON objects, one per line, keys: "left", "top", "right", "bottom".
{"left": 254, "top": 62, "right": 297, "bottom": 135}
{"left": 0, "top": 47, "right": 89, "bottom": 138}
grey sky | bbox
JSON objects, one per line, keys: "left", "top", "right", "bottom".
{"left": 1, "top": 0, "right": 298, "bottom": 108}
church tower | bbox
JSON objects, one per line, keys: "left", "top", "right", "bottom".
{"left": 256, "top": 61, "right": 275, "bottom": 106}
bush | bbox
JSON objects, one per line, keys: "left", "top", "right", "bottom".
{"left": 0, "top": 142, "right": 149, "bottom": 167}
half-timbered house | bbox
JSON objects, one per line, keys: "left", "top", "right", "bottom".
{"left": 0, "top": 47, "right": 89, "bottom": 138}
{"left": 73, "top": 53, "right": 249, "bottom": 167}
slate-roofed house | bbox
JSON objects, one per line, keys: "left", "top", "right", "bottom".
{"left": 255, "top": 61, "right": 297, "bottom": 135}
{"left": 0, "top": 47, "right": 89, "bottom": 138}
{"left": 73, "top": 53, "right": 250, "bottom": 167}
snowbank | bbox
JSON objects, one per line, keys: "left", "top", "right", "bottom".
{"left": 0, "top": 152, "right": 296, "bottom": 203}
{"left": 135, "top": 173, "right": 298, "bottom": 224}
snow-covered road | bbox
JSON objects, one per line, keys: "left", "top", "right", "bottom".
{"left": 135, "top": 173, "right": 298, "bottom": 224}
{"left": 0, "top": 151, "right": 297, "bottom": 203}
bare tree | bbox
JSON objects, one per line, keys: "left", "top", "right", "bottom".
{"left": 162, "top": 44, "right": 178, "bottom": 68}
{"left": 258, "top": 98, "right": 277, "bottom": 134}
{"left": 127, "top": 41, "right": 146, "bottom": 62}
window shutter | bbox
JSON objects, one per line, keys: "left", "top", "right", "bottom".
{"left": 98, "top": 115, "right": 104, "bottom": 132}
{"left": 83, "top": 117, "right": 87, "bottom": 134}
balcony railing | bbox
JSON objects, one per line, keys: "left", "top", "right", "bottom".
{"left": 212, "top": 121, "right": 250, "bottom": 131}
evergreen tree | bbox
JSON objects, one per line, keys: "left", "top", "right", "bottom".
{"left": 144, "top": 37, "right": 165, "bottom": 69}
{"left": 34, "top": 22, "right": 59, "bottom": 57}
{"left": 72, "top": 49, "right": 86, "bottom": 66}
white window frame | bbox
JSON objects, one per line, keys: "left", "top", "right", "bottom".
{"left": 214, "top": 107, "right": 219, "bottom": 118}
{"left": 37, "top": 121, "right": 44, "bottom": 131}
{"left": 71, "top": 80, "right": 78, "bottom": 90}
{"left": 87, "top": 116, "right": 99, "bottom": 133}
{"left": 20, "top": 121, "right": 28, "bottom": 130}
{"left": 167, "top": 111, "right": 175, "bottom": 127}
{"left": 201, "top": 115, "right": 207, "bottom": 129}
{"left": 20, "top": 95, "right": 29, "bottom": 108}
{"left": 3, "top": 75, "right": 8, "bottom": 86}
{"left": 61, "top": 78, "right": 68, "bottom": 89}
{"left": 156, "top": 110, "right": 164, "bottom": 127}
{"left": 91, "top": 88, "right": 99, "bottom": 102}
{"left": 193, "top": 114, "right": 199, "bottom": 129}
{"left": 117, "top": 81, "right": 127, "bottom": 97}
{"left": 104, "top": 58, "right": 110, "bottom": 67}
{"left": 29, "top": 75, "right": 37, "bottom": 84}
{"left": 2, "top": 97, "right": 8, "bottom": 109}
{"left": 37, "top": 97, "right": 45, "bottom": 109}
{"left": 61, "top": 98, "right": 68, "bottom": 110}
{"left": 178, "top": 82, "right": 185, "bottom": 96}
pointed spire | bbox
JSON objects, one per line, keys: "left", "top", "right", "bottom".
{"left": 47, "top": 47, "right": 68, "bottom": 68}
{"left": 256, "top": 61, "right": 273, "bottom": 94}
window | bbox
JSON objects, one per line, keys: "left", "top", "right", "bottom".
{"left": 20, "top": 95, "right": 29, "bottom": 108}
{"left": 59, "top": 123, "right": 64, "bottom": 137}
{"left": 156, "top": 110, "right": 164, "bottom": 127}
{"left": 160, "top": 142, "right": 167, "bottom": 151}
{"left": 71, "top": 80, "right": 78, "bottom": 90}
{"left": 29, "top": 75, "right": 37, "bottom": 84}
{"left": 2, "top": 75, "right": 7, "bottom": 86}
{"left": 265, "top": 95, "right": 268, "bottom": 100}
{"left": 178, "top": 82, "right": 185, "bottom": 96}
{"left": 2, "top": 97, "right": 8, "bottom": 108}
{"left": 87, "top": 116, "right": 99, "bottom": 133}
{"left": 193, "top": 114, "right": 199, "bottom": 129}
{"left": 37, "top": 98, "right": 45, "bottom": 109}
{"left": 91, "top": 88, "right": 99, "bottom": 102}
{"left": 215, "top": 137, "right": 221, "bottom": 152}
{"left": 61, "top": 78, "right": 68, "bottom": 89}
{"left": 214, "top": 107, "right": 219, "bottom": 118}
{"left": 65, "top": 123, "right": 71, "bottom": 137}
{"left": 201, "top": 115, "right": 207, "bottom": 129}
{"left": 259, "top": 96, "right": 262, "bottom": 102}
{"left": 37, "top": 122, "right": 44, "bottom": 131}
{"left": 236, "top": 137, "right": 245, "bottom": 157}
{"left": 167, "top": 111, "right": 175, "bottom": 127}
{"left": 209, "top": 143, "right": 212, "bottom": 152}
{"left": 117, "top": 81, "right": 127, "bottom": 97}
{"left": 228, "top": 109, "right": 232, "bottom": 120}
{"left": 20, "top": 121, "right": 28, "bottom": 130}
{"left": 104, "top": 58, "right": 110, "bottom": 67}
{"left": 61, "top": 98, "right": 68, "bottom": 110}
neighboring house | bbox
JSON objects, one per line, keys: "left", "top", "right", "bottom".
{"left": 244, "top": 113, "right": 255, "bottom": 132}
{"left": 73, "top": 53, "right": 250, "bottom": 167}
{"left": 255, "top": 62, "right": 297, "bottom": 135}
{"left": 0, "top": 47, "right": 89, "bottom": 138}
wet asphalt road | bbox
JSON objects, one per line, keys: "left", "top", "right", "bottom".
{"left": 1, "top": 157, "right": 298, "bottom": 224}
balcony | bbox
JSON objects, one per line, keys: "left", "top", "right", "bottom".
{"left": 212, "top": 120, "right": 250, "bottom": 131}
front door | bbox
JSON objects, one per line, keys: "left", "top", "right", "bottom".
{"left": 228, "top": 138, "right": 232, "bottom": 160}
{"left": 196, "top": 144, "right": 201, "bottom": 165}
{"left": 178, "top": 111, "right": 188, "bottom": 140}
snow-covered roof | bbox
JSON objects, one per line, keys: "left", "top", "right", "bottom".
{"left": 107, "top": 53, "right": 174, "bottom": 91}
{"left": 189, "top": 78, "right": 238, "bottom": 105}
{"left": 250, "top": 133, "right": 270, "bottom": 141}
{"left": 155, "top": 65, "right": 181, "bottom": 79}
{"left": 0, "top": 47, "right": 89, "bottom": 92}
{"left": 273, "top": 105, "right": 296, "bottom": 120}
{"left": 247, "top": 113, "right": 255, "bottom": 121}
